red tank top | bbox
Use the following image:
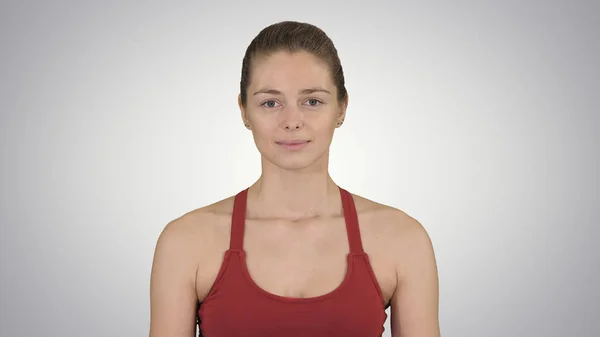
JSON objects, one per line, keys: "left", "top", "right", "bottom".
{"left": 197, "top": 187, "right": 388, "bottom": 336}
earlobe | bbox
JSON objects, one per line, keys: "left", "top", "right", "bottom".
{"left": 336, "top": 95, "right": 348, "bottom": 127}
{"left": 238, "top": 94, "right": 250, "bottom": 129}
{"left": 238, "top": 94, "right": 245, "bottom": 114}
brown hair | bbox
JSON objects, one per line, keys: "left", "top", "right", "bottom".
{"left": 239, "top": 21, "right": 348, "bottom": 107}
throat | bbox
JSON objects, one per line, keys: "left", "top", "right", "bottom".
{"left": 246, "top": 178, "right": 343, "bottom": 221}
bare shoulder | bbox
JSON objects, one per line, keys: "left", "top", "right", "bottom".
{"left": 155, "top": 195, "right": 236, "bottom": 257}
{"left": 350, "top": 192, "right": 435, "bottom": 263}
{"left": 350, "top": 194, "right": 441, "bottom": 336}
{"left": 351, "top": 193, "right": 429, "bottom": 236}
{"left": 151, "top": 194, "right": 237, "bottom": 289}
{"left": 149, "top": 196, "right": 236, "bottom": 336}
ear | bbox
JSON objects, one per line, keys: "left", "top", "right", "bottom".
{"left": 238, "top": 94, "right": 250, "bottom": 129}
{"left": 336, "top": 94, "right": 349, "bottom": 128}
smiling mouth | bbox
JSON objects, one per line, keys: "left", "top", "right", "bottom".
{"left": 276, "top": 140, "right": 310, "bottom": 150}
{"left": 277, "top": 140, "right": 309, "bottom": 145}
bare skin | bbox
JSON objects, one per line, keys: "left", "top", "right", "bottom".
{"left": 149, "top": 51, "right": 440, "bottom": 337}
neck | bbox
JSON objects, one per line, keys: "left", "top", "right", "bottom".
{"left": 247, "top": 154, "right": 341, "bottom": 221}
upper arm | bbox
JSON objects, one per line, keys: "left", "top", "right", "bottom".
{"left": 390, "top": 218, "right": 440, "bottom": 337}
{"left": 149, "top": 219, "right": 200, "bottom": 337}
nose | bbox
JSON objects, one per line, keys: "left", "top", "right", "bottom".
{"left": 285, "top": 121, "right": 302, "bottom": 130}
{"left": 280, "top": 106, "right": 304, "bottom": 130}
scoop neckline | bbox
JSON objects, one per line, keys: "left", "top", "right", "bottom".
{"left": 235, "top": 249, "right": 361, "bottom": 303}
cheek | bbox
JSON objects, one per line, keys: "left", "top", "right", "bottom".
{"left": 249, "top": 121, "right": 278, "bottom": 149}
{"left": 252, "top": 119, "right": 277, "bottom": 139}
{"left": 248, "top": 113, "right": 275, "bottom": 132}
{"left": 310, "top": 113, "right": 338, "bottom": 132}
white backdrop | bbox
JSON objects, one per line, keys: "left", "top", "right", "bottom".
{"left": 1, "top": 1, "right": 598, "bottom": 336}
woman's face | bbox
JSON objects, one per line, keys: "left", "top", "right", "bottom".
{"left": 240, "top": 50, "right": 347, "bottom": 171}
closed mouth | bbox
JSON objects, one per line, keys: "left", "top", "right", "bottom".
{"left": 276, "top": 140, "right": 310, "bottom": 145}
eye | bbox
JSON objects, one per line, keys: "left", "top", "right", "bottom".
{"left": 305, "top": 98, "right": 322, "bottom": 106}
{"left": 261, "top": 100, "right": 280, "bottom": 108}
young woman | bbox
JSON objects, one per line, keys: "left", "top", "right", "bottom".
{"left": 149, "top": 21, "right": 440, "bottom": 337}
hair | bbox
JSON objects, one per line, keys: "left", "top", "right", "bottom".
{"left": 239, "top": 21, "right": 348, "bottom": 107}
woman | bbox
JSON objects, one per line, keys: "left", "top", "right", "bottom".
{"left": 149, "top": 21, "right": 440, "bottom": 337}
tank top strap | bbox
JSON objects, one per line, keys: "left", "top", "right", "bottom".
{"left": 229, "top": 188, "right": 249, "bottom": 251}
{"left": 231, "top": 187, "right": 363, "bottom": 253}
{"left": 339, "top": 187, "right": 365, "bottom": 254}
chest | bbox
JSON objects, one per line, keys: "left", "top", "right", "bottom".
{"left": 198, "top": 217, "right": 397, "bottom": 306}
{"left": 199, "top": 280, "right": 388, "bottom": 337}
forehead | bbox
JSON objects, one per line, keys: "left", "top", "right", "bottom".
{"left": 249, "top": 51, "right": 334, "bottom": 91}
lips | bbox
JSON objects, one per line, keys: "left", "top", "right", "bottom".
{"left": 276, "top": 140, "right": 310, "bottom": 150}
{"left": 277, "top": 140, "right": 309, "bottom": 145}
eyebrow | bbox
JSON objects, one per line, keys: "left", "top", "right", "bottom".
{"left": 252, "top": 87, "right": 331, "bottom": 96}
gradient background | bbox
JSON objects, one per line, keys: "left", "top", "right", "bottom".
{"left": 1, "top": 1, "right": 598, "bottom": 336}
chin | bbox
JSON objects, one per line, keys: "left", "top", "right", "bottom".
{"left": 267, "top": 156, "right": 313, "bottom": 171}
{"left": 277, "top": 161, "right": 315, "bottom": 171}
{"left": 263, "top": 150, "right": 328, "bottom": 172}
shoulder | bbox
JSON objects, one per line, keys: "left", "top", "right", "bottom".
{"left": 153, "top": 195, "right": 236, "bottom": 263}
{"left": 351, "top": 192, "right": 427, "bottom": 235}
{"left": 351, "top": 192, "right": 435, "bottom": 267}
{"left": 149, "top": 196, "right": 239, "bottom": 335}
{"left": 351, "top": 193, "right": 441, "bottom": 336}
